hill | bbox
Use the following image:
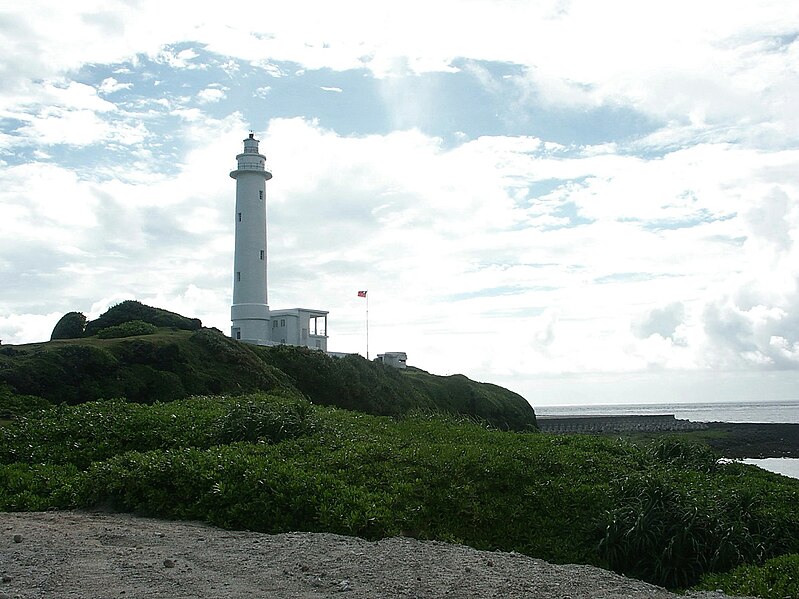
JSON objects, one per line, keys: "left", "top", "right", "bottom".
{"left": 82, "top": 300, "right": 202, "bottom": 336}
{"left": 258, "top": 345, "right": 536, "bottom": 430}
{"left": 0, "top": 329, "right": 288, "bottom": 407}
{"left": 0, "top": 304, "right": 536, "bottom": 430}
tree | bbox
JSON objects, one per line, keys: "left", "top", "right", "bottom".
{"left": 50, "top": 312, "right": 88, "bottom": 340}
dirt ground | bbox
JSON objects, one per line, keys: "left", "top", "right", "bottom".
{"left": 0, "top": 511, "right": 757, "bottom": 599}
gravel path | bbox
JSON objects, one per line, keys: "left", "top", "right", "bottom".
{"left": 0, "top": 511, "right": 754, "bottom": 599}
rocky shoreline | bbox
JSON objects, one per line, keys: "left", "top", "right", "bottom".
{"left": 539, "top": 416, "right": 799, "bottom": 459}
{"left": 703, "top": 422, "right": 799, "bottom": 458}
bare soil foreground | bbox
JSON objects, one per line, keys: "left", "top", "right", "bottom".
{"left": 0, "top": 511, "right": 754, "bottom": 599}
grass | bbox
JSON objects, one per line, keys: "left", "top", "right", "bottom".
{"left": 613, "top": 430, "right": 732, "bottom": 444}
{"left": 693, "top": 553, "right": 799, "bottom": 599}
{"left": 12, "top": 329, "right": 193, "bottom": 350}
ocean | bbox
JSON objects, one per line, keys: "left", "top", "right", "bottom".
{"left": 535, "top": 399, "right": 799, "bottom": 424}
{"left": 536, "top": 399, "right": 799, "bottom": 481}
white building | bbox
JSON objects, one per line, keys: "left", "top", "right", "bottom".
{"left": 375, "top": 352, "right": 407, "bottom": 369}
{"left": 230, "top": 133, "right": 328, "bottom": 351}
{"left": 270, "top": 308, "right": 328, "bottom": 351}
{"left": 230, "top": 133, "right": 270, "bottom": 344}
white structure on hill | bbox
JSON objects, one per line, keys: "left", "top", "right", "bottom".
{"left": 271, "top": 308, "right": 328, "bottom": 350}
{"left": 230, "top": 133, "right": 328, "bottom": 351}
{"left": 230, "top": 133, "right": 271, "bottom": 344}
{"left": 376, "top": 352, "right": 407, "bottom": 369}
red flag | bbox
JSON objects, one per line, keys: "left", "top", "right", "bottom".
{"left": 357, "top": 290, "right": 367, "bottom": 298}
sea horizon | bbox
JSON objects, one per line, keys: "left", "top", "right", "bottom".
{"left": 534, "top": 398, "right": 799, "bottom": 425}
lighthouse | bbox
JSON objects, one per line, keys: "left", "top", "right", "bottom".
{"left": 230, "top": 133, "right": 271, "bottom": 343}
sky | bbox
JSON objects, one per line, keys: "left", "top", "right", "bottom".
{"left": 1, "top": 1, "right": 798, "bottom": 407}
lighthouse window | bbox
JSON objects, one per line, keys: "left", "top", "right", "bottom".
{"left": 236, "top": 271, "right": 241, "bottom": 282}
{"left": 259, "top": 190, "right": 264, "bottom": 200}
{"left": 237, "top": 212, "right": 242, "bottom": 222}
{"left": 259, "top": 250, "right": 264, "bottom": 260}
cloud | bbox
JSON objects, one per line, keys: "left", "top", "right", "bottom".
{"left": 689, "top": 177, "right": 799, "bottom": 370}
{"left": 3, "top": 4, "right": 796, "bottom": 155}
{"left": 18, "top": 109, "right": 112, "bottom": 146}
{"left": 701, "top": 299, "right": 799, "bottom": 368}
{"left": 743, "top": 187, "right": 795, "bottom": 251}
{"left": 158, "top": 48, "right": 200, "bottom": 68}
{"left": 633, "top": 303, "right": 686, "bottom": 340}
{"left": 2, "top": 77, "right": 151, "bottom": 148}
{"left": 0, "top": 312, "right": 62, "bottom": 345}
{"left": 98, "top": 77, "right": 133, "bottom": 95}
{"left": 196, "top": 86, "right": 227, "bottom": 103}
{"left": 4, "top": 106, "right": 798, "bottom": 382}
{"left": 0, "top": 111, "right": 248, "bottom": 338}
{"left": 65, "top": 117, "right": 778, "bottom": 380}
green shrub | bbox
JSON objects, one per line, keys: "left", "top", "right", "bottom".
{"left": 50, "top": 312, "right": 87, "bottom": 340}
{"left": 0, "top": 328, "right": 290, "bottom": 404}
{"left": 598, "top": 455, "right": 799, "bottom": 588}
{"left": 0, "top": 345, "right": 119, "bottom": 404}
{"left": 3, "top": 299, "right": 538, "bottom": 428}
{"left": 77, "top": 444, "right": 393, "bottom": 537}
{"left": 0, "top": 393, "right": 314, "bottom": 469}
{"left": 213, "top": 396, "right": 314, "bottom": 444}
{"left": 0, "top": 462, "right": 81, "bottom": 511}
{"left": 84, "top": 300, "right": 202, "bottom": 336}
{"left": 0, "top": 383, "right": 51, "bottom": 418}
{"left": 259, "top": 346, "right": 537, "bottom": 430}
{"left": 112, "top": 364, "right": 186, "bottom": 403}
{"left": 646, "top": 437, "right": 720, "bottom": 473}
{"left": 403, "top": 370, "right": 538, "bottom": 431}
{"left": 694, "top": 553, "right": 799, "bottom": 599}
{"left": 97, "top": 320, "right": 158, "bottom": 339}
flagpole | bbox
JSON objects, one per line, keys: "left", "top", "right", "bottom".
{"left": 358, "top": 290, "right": 369, "bottom": 360}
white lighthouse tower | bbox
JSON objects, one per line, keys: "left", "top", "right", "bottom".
{"left": 230, "top": 133, "right": 271, "bottom": 343}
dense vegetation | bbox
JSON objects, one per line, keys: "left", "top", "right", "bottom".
{"left": 0, "top": 329, "right": 287, "bottom": 406}
{"left": 96, "top": 320, "right": 158, "bottom": 339}
{"left": 0, "top": 383, "right": 49, "bottom": 419}
{"left": 82, "top": 300, "right": 202, "bottom": 336}
{"left": 48, "top": 301, "right": 203, "bottom": 341}
{"left": 1, "top": 394, "right": 797, "bottom": 595}
{"left": 695, "top": 553, "right": 799, "bottom": 598}
{"left": 50, "top": 311, "right": 88, "bottom": 340}
{"left": 1, "top": 317, "right": 536, "bottom": 429}
{"left": 261, "top": 345, "right": 535, "bottom": 429}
